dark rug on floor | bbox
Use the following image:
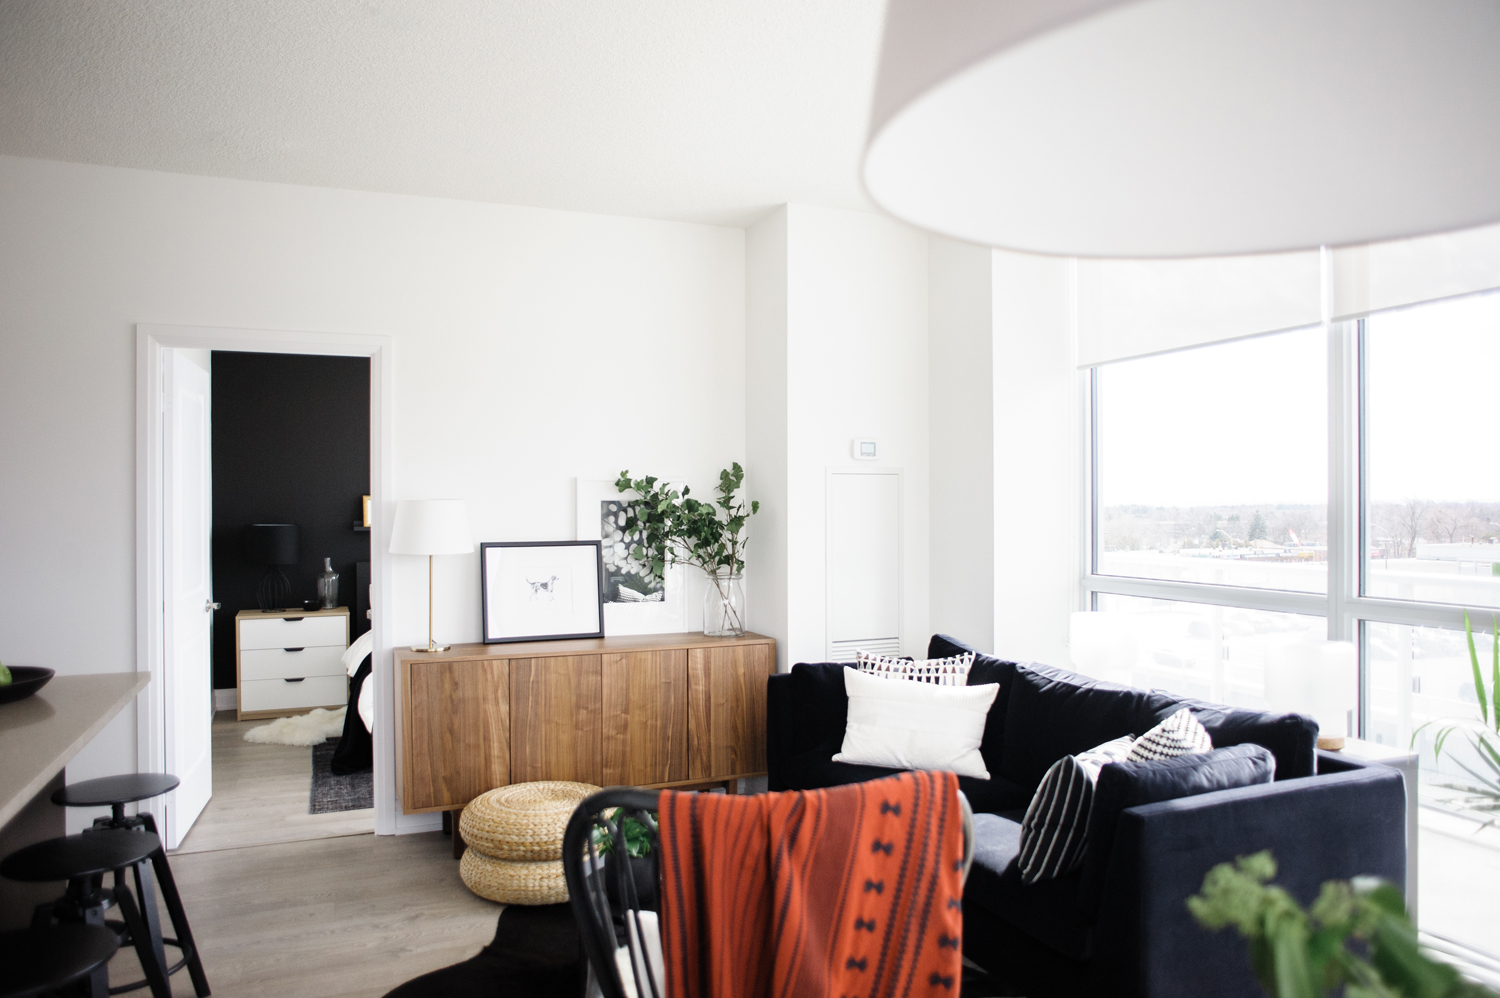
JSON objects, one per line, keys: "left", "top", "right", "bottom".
{"left": 382, "top": 903, "right": 584, "bottom": 998}
{"left": 379, "top": 900, "right": 1016, "bottom": 997}
{"left": 310, "top": 737, "right": 373, "bottom": 814}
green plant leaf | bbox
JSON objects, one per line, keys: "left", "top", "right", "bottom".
{"left": 1492, "top": 615, "right": 1499, "bottom": 737}
{"left": 1466, "top": 611, "right": 1489, "bottom": 727}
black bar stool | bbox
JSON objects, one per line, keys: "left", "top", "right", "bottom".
{"left": 49, "top": 774, "right": 210, "bottom": 997}
{"left": 0, "top": 830, "right": 171, "bottom": 998}
{"left": 0, "top": 924, "right": 119, "bottom": 998}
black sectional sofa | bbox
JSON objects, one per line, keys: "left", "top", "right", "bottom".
{"left": 766, "top": 635, "right": 1407, "bottom": 998}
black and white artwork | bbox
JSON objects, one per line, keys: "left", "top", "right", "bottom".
{"left": 481, "top": 541, "right": 604, "bottom": 643}
{"left": 600, "top": 499, "right": 665, "bottom": 604}
{"left": 576, "top": 478, "right": 685, "bottom": 635}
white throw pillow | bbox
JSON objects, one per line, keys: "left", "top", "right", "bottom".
{"left": 854, "top": 650, "right": 975, "bottom": 687}
{"left": 832, "top": 666, "right": 999, "bottom": 779}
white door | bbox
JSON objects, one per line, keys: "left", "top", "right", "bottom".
{"left": 826, "top": 472, "right": 902, "bottom": 660}
{"left": 163, "top": 349, "right": 214, "bottom": 849}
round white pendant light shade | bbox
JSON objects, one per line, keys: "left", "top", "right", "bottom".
{"left": 389, "top": 499, "right": 474, "bottom": 556}
{"left": 863, "top": 0, "right": 1500, "bottom": 258}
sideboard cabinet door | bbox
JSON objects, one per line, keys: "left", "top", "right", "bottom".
{"left": 510, "top": 656, "right": 604, "bottom": 785}
{"left": 406, "top": 658, "right": 509, "bottom": 811}
{"left": 688, "top": 643, "right": 772, "bottom": 781}
{"left": 602, "top": 650, "right": 690, "bottom": 787}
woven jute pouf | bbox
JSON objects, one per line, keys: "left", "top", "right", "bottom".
{"left": 458, "top": 781, "right": 598, "bottom": 904}
{"left": 458, "top": 849, "right": 572, "bottom": 905}
{"left": 459, "top": 781, "right": 599, "bottom": 861}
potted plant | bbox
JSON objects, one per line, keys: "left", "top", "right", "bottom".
{"left": 1412, "top": 611, "right": 1500, "bottom": 828}
{"left": 590, "top": 808, "right": 657, "bottom": 909}
{"left": 1189, "top": 851, "right": 1496, "bottom": 997}
{"left": 614, "top": 463, "right": 759, "bottom": 637}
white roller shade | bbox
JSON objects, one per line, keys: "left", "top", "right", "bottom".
{"left": 1077, "top": 250, "right": 1322, "bottom": 367}
{"left": 1331, "top": 221, "right": 1500, "bottom": 321}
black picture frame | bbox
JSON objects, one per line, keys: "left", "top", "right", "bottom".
{"left": 480, "top": 540, "right": 606, "bottom": 644}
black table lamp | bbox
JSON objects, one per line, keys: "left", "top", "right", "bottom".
{"left": 244, "top": 523, "right": 299, "bottom": 612}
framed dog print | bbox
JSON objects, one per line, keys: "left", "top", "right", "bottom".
{"left": 480, "top": 541, "right": 605, "bottom": 643}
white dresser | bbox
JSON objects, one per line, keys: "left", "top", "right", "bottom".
{"left": 235, "top": 607, "right": 350, "bottom": 720}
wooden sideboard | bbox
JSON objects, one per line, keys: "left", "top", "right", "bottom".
{"left": 397, "top": 632, "right": 776, "bottom": 815}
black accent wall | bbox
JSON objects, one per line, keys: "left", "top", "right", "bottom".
{"left": 210, "top": 352, "right": 371, "bottom": 690}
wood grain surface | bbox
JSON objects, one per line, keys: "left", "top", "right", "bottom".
{"left": 601, "top": 649, "right": 689, "bottom": 786}
{"left": 509, "top": 656, "right": 602, "bottom": 785}
{"left": 688, "top": 643, "right": 772, "bottom": 780}
{"left": 405, "top": 658, "right": 510, "bottom": 811}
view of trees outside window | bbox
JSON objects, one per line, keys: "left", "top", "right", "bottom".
{"left": 1093, "top": 594, "right": 1327, "bottom": 708}
{"left": 1366, "top": 620, "right": 1500, "bottom": 961}
{"left": 1095, "top": 326, "right": 1327, "bottom": 593}
{"left": 1364, "top": 293, "right": 1500, "bottom": 610}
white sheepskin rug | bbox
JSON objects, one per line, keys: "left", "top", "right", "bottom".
{"left": 244, "top": 707, "right": 346, "bottom": 747}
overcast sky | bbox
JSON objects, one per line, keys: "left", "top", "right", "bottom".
{"left": 1097, "top": 291, "right": 1500, "bottom": 508}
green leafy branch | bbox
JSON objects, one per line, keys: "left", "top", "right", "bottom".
{"left": 613, "top": 463, "right": 759, "bottom": 584}
{"left": 1412, "top": 611, "right": 1500, "bottom": 829}
{"left": 1189, "top": 851, "right": 1495, "bottom": 998}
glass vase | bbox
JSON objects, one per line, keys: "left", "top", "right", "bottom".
{"left": 317, "top": 557, "right": 340, "bottom": 609}
{"left": 702, "top": 569, "right": 745, "bottom": 637}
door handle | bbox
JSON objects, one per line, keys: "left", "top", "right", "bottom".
{"left": 283, "top": 647, "right": 305, "bottom": 653}
{"left": 283, "top": 677, "right": 305, "bottom": 683}
{"left": 206, "top": 601, "right": 221, "bottom": 612}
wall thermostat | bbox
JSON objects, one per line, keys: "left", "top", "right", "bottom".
{"left": 852, "top": 439, "right": 878, "bottom": 460}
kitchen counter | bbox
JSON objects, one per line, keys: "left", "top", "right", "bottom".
{"left": 0, "top": 672, "right": 149, "bottom": 828}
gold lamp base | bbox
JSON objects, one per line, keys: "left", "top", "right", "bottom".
{"left": 410, "top": 641, "right": 451, "bottom": 653}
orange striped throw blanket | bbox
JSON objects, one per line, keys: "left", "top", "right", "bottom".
{"left": 658, "top": 770, "right": 965, "bottom": 998}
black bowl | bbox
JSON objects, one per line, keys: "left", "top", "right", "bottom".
{"left": 0, "top": 666, "right": 55, "bottom": 704}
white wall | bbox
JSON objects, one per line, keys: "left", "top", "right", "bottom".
{"left": 744, "top": 207, "right": 790, "bottom": 668}
{"left": 992, "top": 250, "right": 1080, "bottom": 667}
{"left": 783, "top": 204, "right": 929, "bottom": 664}
{"left": 0, "top": 154, "right": 745, "bottom": 831}
{"left": 928, "top": 237, "right": 995, "bottom": 652}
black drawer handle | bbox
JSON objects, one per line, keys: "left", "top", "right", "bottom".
{"left": 283, "top": 617, "right": 304, "bottom": 622}
{"left": 283, "top": 647, "right": 305, "bottom": 653}
{"left": 283, "top": 677, "right": 305, "bottom": 683}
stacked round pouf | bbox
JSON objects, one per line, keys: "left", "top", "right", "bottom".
{"left": 458, "top": 781, "right": 599, "bottom": 905}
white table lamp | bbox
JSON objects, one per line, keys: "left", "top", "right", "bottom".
{"left": 1070, "top": 611, "right": 1139, "bottom": 686}
{"left": 1264, "top": 639, "right": 1358, "bottom": 750}
{"left": 390, "top": 499, "right": 473, "bottom": 653}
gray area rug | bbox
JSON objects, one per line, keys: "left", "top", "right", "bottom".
{"left": 310, "top": 738, "right": 374, "bottom": 814}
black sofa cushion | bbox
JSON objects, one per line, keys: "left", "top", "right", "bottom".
{"left": 1000, "top": 665, "right": 1164, "bottom": 790}
{"left": 965, "top": 811, "right": 1095, "bottom": 962}
{"left": 1143, "top": 694, "right": 1319, "bottom": 780}
{"left": 929, "top": 634, "right": 1021, "bottom": 779}
{"left": 781, "top": 751, "right": 1032, "bottom": 815}
{"left": 1077, "top": 743, "right": 1276, "bottom": 915}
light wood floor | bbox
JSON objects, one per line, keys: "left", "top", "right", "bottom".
{"left": 114, "top": 831, "right": 501, "bottom": 998}
{"left": 174, "top": 712, "right": 373, "bottom": 855}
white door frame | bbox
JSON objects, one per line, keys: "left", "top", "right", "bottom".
{"left": 137, "top": 323, "right": 406, "bottom": 835}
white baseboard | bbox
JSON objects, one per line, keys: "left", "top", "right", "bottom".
{"left": 214, "top": 688, "right": 238, "bottom": 712}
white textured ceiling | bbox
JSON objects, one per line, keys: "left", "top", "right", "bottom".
{"left": 0, "top": 0, "right": 885, "bottom": 225}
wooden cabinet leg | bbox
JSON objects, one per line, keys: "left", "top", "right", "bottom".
{"left": 441, "top": 810, "right": 452, "bottom": 835}
{"left": 451, "top": 810, "right": 466, "bottom": 859}
{"left": 723, "top": 779, "right": 737, "bottom": 795}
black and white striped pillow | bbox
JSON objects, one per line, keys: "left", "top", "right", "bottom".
{"left": 1128, "top": 707, "right": 1213, "bottom": 762}
{"left": 1017, "top": 736, "right": 1134, "bottom": 884}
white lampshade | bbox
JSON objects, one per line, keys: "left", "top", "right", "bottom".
{"left": 1263, "top": 639, "right": 1358, "bottom": 740}
{"left": 1069, "top": 611, "right": 1139, "bottom": 686}
{"left": 864, "top": 0, "right": 1500, "bottom": 257}
{"left": 389, "top": 499, "right": 474, "bottom": 556}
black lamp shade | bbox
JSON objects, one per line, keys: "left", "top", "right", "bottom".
{"left": 244, "top": 524, "right": 299, "bottom": 566}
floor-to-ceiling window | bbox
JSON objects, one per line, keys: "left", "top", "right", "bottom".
{"left": 1084, "top": 291, "right": 1500, "bottom": 978}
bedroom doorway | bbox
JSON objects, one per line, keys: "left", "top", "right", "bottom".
{"left": 138, "top": 325, "right": 396, "bottom": 852}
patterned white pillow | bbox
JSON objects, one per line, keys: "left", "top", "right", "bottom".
{"left": 854, "top": 650, "right": 975, "bottom": 687}
{"left": 1128, "top": 707, "right": 1213, "bottom": 762}
{"left": 1018, "top": 736, "right": 1135, "bottom": 884}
